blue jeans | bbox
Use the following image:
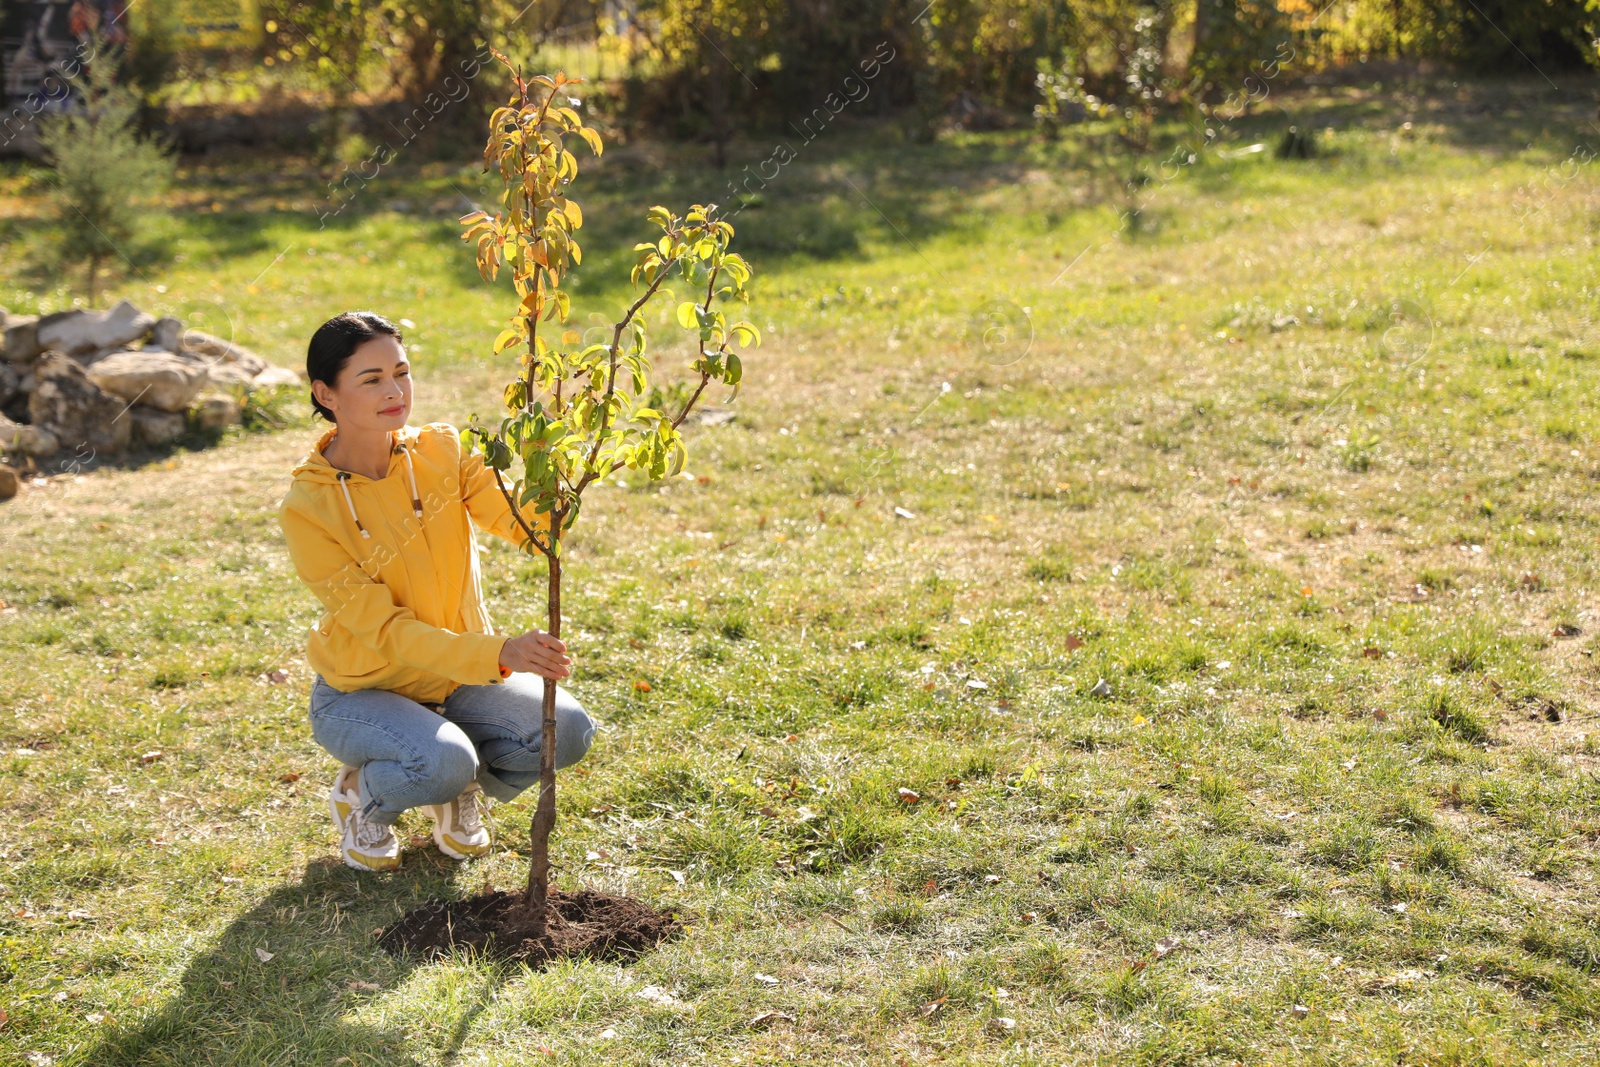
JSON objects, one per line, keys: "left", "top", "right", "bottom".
{"left": 308, "top": 672, "right": 596, "bottom": 825}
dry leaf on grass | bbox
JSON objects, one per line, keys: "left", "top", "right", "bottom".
{"left": 750, "top": 1010, "right": 795, "bottom": 1026}
{"left": 1153, "top": 936, "right": 1180, "bottom": 959}
{"left": 254, "top": 947, "right": 274, "bottom": 963}
{"left": 753, "top": 973, "right": 779, "bottom": 985}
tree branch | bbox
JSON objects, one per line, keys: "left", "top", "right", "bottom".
{"left": 493, "top": 465, "right": 551, "bottom": 557}
{"left": 574, "top": 255, "right": 677, "bottom": 494}
{"left": 670, "top": 371, "right": 712, "bottom": 430}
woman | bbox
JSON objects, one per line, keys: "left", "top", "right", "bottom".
{"left": 277, "top": 311, "right": 594, "bottom": 871}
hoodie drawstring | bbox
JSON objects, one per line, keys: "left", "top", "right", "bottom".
{"left": 336, "top": 471, "right": 371, "bottom": 539}
{"left": 400, "top": 445, "right": 424, "bottom": 518}
{"left": 329, "top": 435, "right": 423, "bottom": 538}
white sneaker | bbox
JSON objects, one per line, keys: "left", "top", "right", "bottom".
{"left": 329, "top": 766, "right": 401, "bottom": 871}
{"left": 422, "top": 780, "right": 491, "bottom": 860}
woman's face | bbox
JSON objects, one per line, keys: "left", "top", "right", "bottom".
{"left": 312, "top": 334, "right": 413, "bottom": 433}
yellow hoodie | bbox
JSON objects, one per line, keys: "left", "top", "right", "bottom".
{"left": 277, "top": 422, "right": 551, "bottom": 704}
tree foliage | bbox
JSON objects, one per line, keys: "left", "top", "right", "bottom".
{"left": 1312, "top": 0, "right": 1599, "bottom": 71}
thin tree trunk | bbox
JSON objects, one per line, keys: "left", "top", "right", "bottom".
{"left": 524, "top": 519, "right": 562, "bottom": 932}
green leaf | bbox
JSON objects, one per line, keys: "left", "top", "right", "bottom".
{"left": 504, "top": 380, "right": 527, "bottom": 411}
{"left": 676, "top": 302, "right": 699, "bottom": 330}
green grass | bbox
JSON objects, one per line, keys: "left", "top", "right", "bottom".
{"left": 4, "top": 72, "right": 1600, "bottom": 1064}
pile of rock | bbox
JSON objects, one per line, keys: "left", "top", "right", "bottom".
{"left": 0, "top": 300, "right": 302, "bottom": 464}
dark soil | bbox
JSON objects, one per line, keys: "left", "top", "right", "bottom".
{"left": 377, "top": 887, "right": 682, "bottom": 965}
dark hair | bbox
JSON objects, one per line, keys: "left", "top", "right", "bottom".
{"left": 306, "top": 311, "right": 404, "bottom": 423}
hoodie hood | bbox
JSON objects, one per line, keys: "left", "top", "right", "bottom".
{"left": 291, "top": 425, "right": 424, "bottom": 538}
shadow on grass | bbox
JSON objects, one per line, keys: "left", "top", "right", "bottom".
{"left": 85, "top": 857, "right": 497, "bottom": 1067}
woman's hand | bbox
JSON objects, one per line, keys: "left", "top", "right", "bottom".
{"left": 498, "top": 630, "right": 573, "bottom": 681}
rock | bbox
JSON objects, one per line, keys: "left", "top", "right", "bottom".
{"left": 252, "top": 365, "right": 302, "bottom": 388}
{"left": 0, "top": 413, "right": 60, "bottom": 457}
{"left": 76, "top": 344, "right": 136, "bottom": 368}
{"left": 3, "top": 315, "right": 41, "bottom": 363}
{"left": 85, "top": 350, "right": 207, "bottom": 413}
{"left": 0, "top": 362, "right": 17, "bottom": 409}
{"left": 129, "top": 405, "right": 186, "bottom": 447}
{"left": 36, "top": 301, "right": 157, "bottom": 358}
{"left": 0, "top": 463, "right": 16, "bottom": 501}
{"left": 180, "top": 330, "right": 268, "bottom": 376}
{"left": 194, "top": 394, "right": 241, "bottom": 431}
{"left": 1, "top": 391, "right": 28, "bottom": 426}
{"left": 28, "top": 353, "right": 132, "bottom": 455}
{"left": 198, "top": 362, "right": 257, "bottom": 389}
{"left": 151, "top": 317, "right": 183, "bottom": 352}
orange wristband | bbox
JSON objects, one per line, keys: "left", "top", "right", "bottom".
{"left": 499, "top": 664, "right": 512, "bottom": 678}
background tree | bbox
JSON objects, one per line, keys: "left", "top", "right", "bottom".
{"left": 261, "top": 0, "right": 376, "bottom": 165}
{"left": 36, "top": 34, "right": 175, "bottom": 305}
{"left": 1035, "top": 4, "right": 1187, "bottom": 235}
{"left": 1190, "top": 0, "right": 1290, "bottom": 101}
{"left": 459, "top": 54, "right": 759, "bottom": 932}
{"left": 635, "top": 0, "right": 780, "bottom": 165}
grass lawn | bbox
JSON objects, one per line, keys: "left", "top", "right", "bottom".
{"left": 3, "top": 72, "right": 1600, "bottom": 1065}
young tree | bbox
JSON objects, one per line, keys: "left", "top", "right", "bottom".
{"left": 36, "top": 34, "right": 174, "bottom": 305}
{"left": 459, "top": 51, "right": 760, "bottom": 934}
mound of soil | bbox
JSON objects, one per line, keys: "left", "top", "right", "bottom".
{"left": 377, "top": 888, "right": 682, "bottom": 965}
